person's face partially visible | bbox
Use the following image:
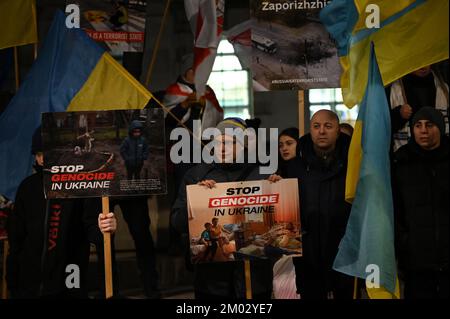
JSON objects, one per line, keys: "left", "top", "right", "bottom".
{"left": 185, "top": 68, "right": 195, "bottom": 84}
{"left": 212, "top": 219, "right": 218, "bottom": 227}
{"left": 412, "top": 66, "right": 432, "bottom": 78}
{"left": 279, "top": 135, "right": 297, "bottom": 161}
{"left": 413, "top": 120, "right": 441, "bottom": 150}
{"left": 35, "top": 152, "right": 44, "bottom": 166}
{"left": 340, "top": 126, "right": 353, "bottom": 137}
{"left": 310, "top": 111, "right": 340, "bottom": 152}
{"left": 215, "top": 134, "right": 242, "bottom": 163}
{"left": 132, "top": 129, "right": 141, "bottom": 137}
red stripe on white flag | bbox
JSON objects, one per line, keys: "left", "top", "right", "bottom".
{"left": 224, "top": 20, "right": 251, "bottom": 70}
{"left": 184, "top": 0, "right": 224, "bottom": 96}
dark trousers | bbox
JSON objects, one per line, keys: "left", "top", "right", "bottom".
{"left": 404, "top": 270, "right": 449, "bottom": 299}
{"left": 169, "top": 162, "right": 196, "bottom": 254}
{"left": 113, "top": 198, "right": 159, "bottom": 296}
{"left": 126, "top": 164, "right": 143, "bottom": 180}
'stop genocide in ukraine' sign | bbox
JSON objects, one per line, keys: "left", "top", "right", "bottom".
{"left": 42, "top": 109, "right": 167, "bottom": 199}
{"left": 186, "top": 178, "right": 301, "bottom": 264}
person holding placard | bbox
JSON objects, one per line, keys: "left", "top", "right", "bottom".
{"left": 171, "top": 118, "right": 274, "bottom": 299}
{"left": 6, "top": 128, "right": 117, "bottom": 298}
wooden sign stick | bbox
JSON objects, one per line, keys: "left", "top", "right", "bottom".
{"left": 244, "top": 259, "right": 252, "bottom": 299}
{"left": 1, "top": 240, "right": 8, "bottom": 299}
{"left": 102, "top": 197, "right": 113, "bottom": 299}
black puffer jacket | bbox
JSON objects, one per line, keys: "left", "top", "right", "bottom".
{"left": 171, "top": 163, "right": 273, "bottom": 298}
{"left": 120, "top": 120, "right": 150, "bottom": 168}
{"left": 286, "top": 133, "right": 352, "bottom": 288}
{"left": 393, "top": 138, "right": 449, "bottom": 273}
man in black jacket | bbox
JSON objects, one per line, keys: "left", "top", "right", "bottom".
{"left": 171, "top": 118, "right": 274, "bottom": 299}
{"left": 283, "top": 109, "right": 353, "bottom": 299}
{"left": 6, "top": 129, "right": 116, "bottom": 298}
{"left": 393, "top": 107, "right": 449, "bottom": 299}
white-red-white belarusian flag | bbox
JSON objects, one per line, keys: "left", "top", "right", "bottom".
{"left": 163, "top": 81, "right": 223, "bottom": 133}
{"left": 225, "top": 19, "right": 251, "bottom": 69}
{"left": 184, "top": 0, "right": 224, "bottom": 97}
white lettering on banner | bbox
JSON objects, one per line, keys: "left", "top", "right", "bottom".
{"left": 63, "top": 181, "right": 110, "bottom": 190}
{"left": 50, "top": 165, "right": 84, "bottom": 173}
{"left": 65, "top": 4, "right": 80, "bottom": 29}
{"left": 209, "top": 194, "right": 279, "bottom": 208}
{"left": 261, "top": 0, "right": 332, "bottom": 13}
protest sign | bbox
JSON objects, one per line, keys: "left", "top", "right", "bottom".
{"left": 187, "top": 178, "right": 301, "bottom": 264}
{"left": 42, "top": 109, "right": 166, "bottom": 199}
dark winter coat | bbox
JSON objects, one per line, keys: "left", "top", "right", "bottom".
{"left": 285, "top": 133, "right": 352, "bottom": 289}
{"left": 171, "top": 163, "right": 273, "bottom": 298}
{"left": 6, "top": 170, "right": 99, "bottom": 298}
{"left": 393, "top": 137, "right": 449, "bottom": 273}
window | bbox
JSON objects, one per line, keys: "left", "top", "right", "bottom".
{"left": 208, "top": 39, "right": 251, "bottom": 119}
{"left": 308, "top": 88, "right": 359, "bottom": 127}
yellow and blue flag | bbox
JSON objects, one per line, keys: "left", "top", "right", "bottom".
{"left": 0, "top": 0, "right": 38, "bottom": 49}
{"left": 321, "top": 0, "right": 449, "bottom": 108}
{"left": 0, "top": 11, "right": 153, "bottom": 200}
{"left": 332, "top": 44, "right": 400, "bottom": 298}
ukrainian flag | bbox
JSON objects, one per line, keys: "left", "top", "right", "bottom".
{"left": 321, "top": 0, "right": 449, "bottom": 107}
{"left": 0, "top": 11, "right": 154, "bottom": 200}
{"left": 332, "top": 44, "right": 400, "bottom": 298}
{"left": 0, "top": 0, "right": 38, "bottom": 49}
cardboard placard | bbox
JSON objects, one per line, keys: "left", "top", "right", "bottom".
{"left": 251, "top": 0, "right": 341, "bottom": 91}
{"left": 78, "top": 0, "right": 147, "bottom": 59}
{"left": 42, "top": 109, "right": 166, "bottom": 199}
{"left": 187, "top": 178, "right": 301, "bottom": 264}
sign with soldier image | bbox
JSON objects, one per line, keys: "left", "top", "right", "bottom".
{"left": 251, "top": 0, "right": 341, "bottom": 91}
{"left": 42, "top": 109, "right": 166, "bottom": 199}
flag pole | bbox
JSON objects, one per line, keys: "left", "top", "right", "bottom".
{"left": 151, "top": 96, "right": 207, "bottom": 148}
{"left": 144, "top": 0, "right": 172, "bottom": 87}
{"left": 13, "top": 47, "right": 19, "bottom": 92}
{"left": 1, "top": 240, "right": 8, "bottom": 299}
{"left": 353, "top": 277, "right": 358, "bottom": 299}
{"left": 102, "top": 197, "right": 113, "bottom": 299}
{"left": 143, "top": 0, "right": 199, "bottom": 138}
{"left": 33, "top": 43, "right": 38, "bottom": 60}
{"left": 244, "top": 259, "right": 252, "bottom": 299}
{"left": 33, "top": 0, "right": 38, "bottom": 60}
{"left": 298, "top": 90, "right": 305, "bottom": 136}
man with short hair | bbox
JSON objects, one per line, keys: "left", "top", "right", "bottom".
{"left": 283, "top": 109, "right": 353, "bottom": 299}
{"left": 393, "top": 107, "right": 449, "bottom": 299}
